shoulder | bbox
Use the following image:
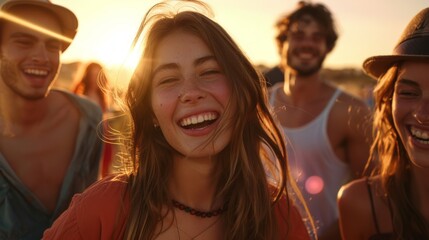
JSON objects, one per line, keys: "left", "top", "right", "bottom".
{"left": 330, "top": 88, "right": 372, "bottom": 130}
{"left": 337, "top": 177, "right": 381, "bottom": 239}
{"left": 81, "top": 174, "right": 128, "bottom": 195}
{"left": 76, "top": 174, "right": 129, "bottom": 213}
{"left": 335, "top": 89, "right": 371, "bottom": 114}
{"left": 274, "top": 195, "right": 311, "bottom": 240}
{"left": 338, "top": 177, "right": 370, "bottom": 210}
{"left": 43, "top": 175, "right": 129, "bottom": 239}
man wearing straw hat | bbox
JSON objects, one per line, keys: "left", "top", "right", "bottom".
{"left": 0, "top": 1, "right": 103, "bottom": 239}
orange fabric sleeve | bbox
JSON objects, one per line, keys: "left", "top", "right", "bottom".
{"left": 275, "top": 196, "right": 312, "bottom": 240}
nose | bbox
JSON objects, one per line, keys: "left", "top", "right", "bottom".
{"left": 30, "top": 43, "right": 49, "bottom": 63}
{"left": 413, "top": 99, "right": 429, "bottom": 124}
{"left": 301, "top": 36, "right": 315, "bottom": 45}
{"left": 178, "top": 76, "right": 207, "bottom": 103}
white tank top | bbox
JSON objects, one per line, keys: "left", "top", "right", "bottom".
{"left": 269, "top": 83, "right": 352, "bottom": 238}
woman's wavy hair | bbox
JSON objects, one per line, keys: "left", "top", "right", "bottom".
{"left": 370, "top": 63, "right": 429, "bottom": 239}
{"left": 116, "top": 0, "right": 311, "bottom": 239}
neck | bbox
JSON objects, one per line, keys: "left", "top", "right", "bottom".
{"left": 0, "top": 90, "right": 53, "bottom": 136}
{"left": 169, "top": 155, "right": 221, "bottom": 211}
{"left": 282, "top": 69, "right": 327, "bottom": 105}
{"left": 410, "top": 166, "right": 429, "bottom": 219}
{"left": 284, "top": 68, "right": 322, "bottom": 90}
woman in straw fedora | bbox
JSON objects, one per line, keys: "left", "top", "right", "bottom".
{"left": 337, "top": 7, "right": 429, "bottom": 240}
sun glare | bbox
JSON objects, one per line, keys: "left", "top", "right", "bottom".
{"left": 0, "top": 11, "right": 72, "bottom": 43}
{"left": 106, "top": 46, "right": 142, "bottom": 91}
{"left": 65, "top": 20, "right": 143, "bottom": 90}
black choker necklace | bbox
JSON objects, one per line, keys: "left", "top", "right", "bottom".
{"left": 172, "top": 199, "right": 226, "bottom": 218}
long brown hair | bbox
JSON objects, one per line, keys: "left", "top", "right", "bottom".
{"left": 121, "top": 1, "right": 309, "bottom": 239}
{"left": 73, "top": 62, "right": 110, "bottom": 111}
{"left": 370, "top": 64, "right": 429, "bottom": 239}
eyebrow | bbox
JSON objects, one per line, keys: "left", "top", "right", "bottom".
{"left": 396, "top": 78, "right": 419, "bottom": 87}
{"left": 10, "top": 32, "right": 37, "bottom": 40}
{"left": 10, "top": 32, "right": 60, "bottom": 43}
{"left": 153, "top": 55, "right": 216, "bottom": 76}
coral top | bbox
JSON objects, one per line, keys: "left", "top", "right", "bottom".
{"left": 43, "top": 175, "right": 311, "bottom": 240}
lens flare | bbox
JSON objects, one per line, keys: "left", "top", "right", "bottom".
{"left": 0, "top": 11, "right": 72, "bottom": 43}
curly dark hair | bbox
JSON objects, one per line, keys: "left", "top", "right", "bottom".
{"left": 274, "top": 1, "right": 338, "bottom": 54}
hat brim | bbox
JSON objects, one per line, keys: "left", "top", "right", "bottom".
{"left": 363, "top": 54, "right": 429, "bottom": 80}
{"left": 1, "top": 0, "right": 78, "bottom": 51}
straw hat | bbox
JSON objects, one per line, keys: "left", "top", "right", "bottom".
{"left": 0, "top": 0, "right": 78, "bottom": 51}
{"left": 363, "top": 8, "right": 429, "bottom": 80}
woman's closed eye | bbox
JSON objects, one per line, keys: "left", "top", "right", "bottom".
{"left": 198, "top": 68, "right": 223, "bottom": 81}
{"left": 153, "top": 69, "right": 181, "bottom": 86}
{"left": 157, "top": 76, "right": 180, "bottom": 86}
{"left": 395, "top": 79, "right": 421, "bottom": 98}
{"left": 396, "top": 88, "right": 420, "bottom": 98}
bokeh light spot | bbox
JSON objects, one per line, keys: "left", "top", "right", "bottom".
{"left": 305, "top": 175, "right": 324, "bottom": 195}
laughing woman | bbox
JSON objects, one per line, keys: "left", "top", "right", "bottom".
{"left": 337, "top": 7, "right": 429, "bottom": 240}
{"left": 43, "top": 1, "right": 311, "bottom": 239}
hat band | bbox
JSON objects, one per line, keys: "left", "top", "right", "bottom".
{"left": 393, "top": 35, "right": 429, "bottom": 55}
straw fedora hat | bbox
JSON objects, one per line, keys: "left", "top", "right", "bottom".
{"left": 363, "top": 7, "right": 429, "bottom": 80}
{"left": 0, "top": 0, "right": 78, "bottom": 51}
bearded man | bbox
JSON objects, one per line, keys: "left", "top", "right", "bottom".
{"left": 268, "top": 2, "right": 372, "bottom": 240}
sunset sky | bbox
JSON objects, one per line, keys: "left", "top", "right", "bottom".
{"left": 54, "top": 0, "right": 427, "bottom": 70}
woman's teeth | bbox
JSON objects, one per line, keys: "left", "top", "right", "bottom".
{"left": 180, "top": 112, "right": 217, "bottom": 127}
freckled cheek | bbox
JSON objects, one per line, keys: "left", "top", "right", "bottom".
{"left": 152, "top": 94, "right": 176, "bottom": 123}
{"left": 152, "top": 100, "right": 165, "bottom": 116}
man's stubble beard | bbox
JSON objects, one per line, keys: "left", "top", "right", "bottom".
{"left": 0, "top": 56, "right": 52, "bottom": 100}
{"left": 287, "top": 53, "right": 326, "bottom": 77}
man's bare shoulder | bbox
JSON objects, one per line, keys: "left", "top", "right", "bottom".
{"left": 332, "top": 90, "right": 372, "bottom": 122}
{"left": 336, "top": 90, "right": 370, "bottom": 109}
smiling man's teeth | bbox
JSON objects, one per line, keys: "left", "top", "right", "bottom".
{"left": 410, "top": 126, "right": 429, "bottom": 144}
{"left": 180, "top": 112, "right": 217, "bottom": 127}
{"left": 24, "top": 69, "right": 48, "bottom": 76}
{"left": 299, "top": 52, "right": 313, "bottom": 59}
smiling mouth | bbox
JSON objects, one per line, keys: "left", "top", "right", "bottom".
{"left": 23, "top": 68, "right": 49, "bottom": 77}
{"left": 294, "top": 48, "right": 318, "bottom": 60}
{"left": 179, "top": 112, "right": 219, "bottom": 130}
{"left": 297, "top": 52, "right": 316, "bottom": 60}
{"left": 410, "top": 126, "right": 429, "bottom": 144}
